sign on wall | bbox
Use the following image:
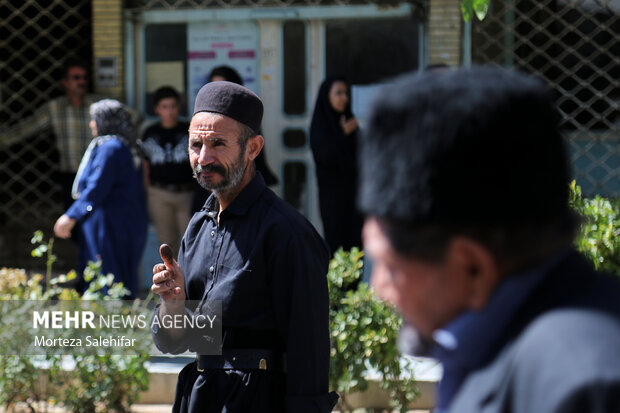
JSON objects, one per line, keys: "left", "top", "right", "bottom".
{"left": 187, "top": 21, "right": 259, "bottom": 111}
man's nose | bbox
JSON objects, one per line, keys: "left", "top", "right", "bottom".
{"left": 198, "top": 145, "right": 215, "bottom": 165}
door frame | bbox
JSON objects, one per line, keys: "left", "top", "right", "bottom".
{"left": 124, "top": 3, "right": 422, "bottom": 230}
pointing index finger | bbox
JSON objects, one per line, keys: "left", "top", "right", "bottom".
{"left": 159, "top": 244, "right": 175, "bottom": 267}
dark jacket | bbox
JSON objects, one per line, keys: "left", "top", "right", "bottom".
{"left": 448, "top": 251, "right": 620, "bottom": 413}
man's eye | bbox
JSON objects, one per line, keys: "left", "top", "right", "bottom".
{"left": 191, "top": 142, "right": 202, "bottom": 149}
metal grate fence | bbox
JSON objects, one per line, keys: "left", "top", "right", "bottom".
{"left": 471, "top": 0, "right": 620, "bottom": 196}
{"left": 0, "top": 0, "right": 91, "bottom": 270}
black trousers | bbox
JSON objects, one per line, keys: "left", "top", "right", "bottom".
{"left": 173, "top": 361, "right": 286, "bottom": 413}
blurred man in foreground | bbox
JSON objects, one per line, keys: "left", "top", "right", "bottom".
{"left": 359, "top": 67, "right": 620, "bottom": 413}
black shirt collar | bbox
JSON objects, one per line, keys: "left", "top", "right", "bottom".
{"left": 204, "top": 172, "right": 266, "bottom": 218}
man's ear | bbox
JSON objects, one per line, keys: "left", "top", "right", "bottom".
{"left": 447, "top": 237, "right": 500, "bottom": 311}
{"left": 246, "top": 135, "right": 264, "bottom": 161}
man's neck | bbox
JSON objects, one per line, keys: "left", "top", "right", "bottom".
{"left": 66, "top": 93, "right": 84, "bottom": 108}
{"left": 160, "top": 120, "right": 178, "bottom": 129}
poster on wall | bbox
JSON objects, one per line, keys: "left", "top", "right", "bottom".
{"left": 187, "top": 21, "right": 259, "bottom": 111}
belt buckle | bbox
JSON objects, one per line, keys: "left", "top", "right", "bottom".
{"left": 259, "top": 358, "right": 267, "bottom": 370}
{"left": 196, "top": 355, "right": 204, "bottom": 372}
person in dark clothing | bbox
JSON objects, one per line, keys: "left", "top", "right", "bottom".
{"left": 140, "top": 86, "right": 194, "bottom": 256}
{"left": 191, "top": 65, "right": 278, "bottom": 214}
{"left": 151, "top": 81, "right": 338, "bottom": 413}
{"left": 358, "top": 66, "right": 620, "bottom": 413}
{"left": 207, "top": 65, "right": 243, "bottom": 85}
{"left": 310, "top": 77, "right": 363, "bottom": 256}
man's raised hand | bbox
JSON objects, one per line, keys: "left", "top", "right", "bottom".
{"left": 151, "top": 244, "right": 186, "bottom": 301}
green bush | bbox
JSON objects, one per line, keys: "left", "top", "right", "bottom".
{"left": 570, "top": 181, "right": 620, "bottom": 276}
{"left": 328, "top": 248, "right": 418, "bottom": 412}
{"left": 0, "top": 232, "right": 150, "bottom": 413}
{"left": 59, "top": 259, "right": 151, "bottom": 413}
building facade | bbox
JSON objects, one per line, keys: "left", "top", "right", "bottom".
{"left": 1, "top": 0, "right": 618, "bottom": 270}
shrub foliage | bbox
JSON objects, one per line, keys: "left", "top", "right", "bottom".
{"left": 328, "top": 248, "right": 418, "bottom": 412}
{"left": 0, "top": 232, "right": 150, "bottom": 413}
{"left": 570, "top": 181, "right": 620, "bottom": 276}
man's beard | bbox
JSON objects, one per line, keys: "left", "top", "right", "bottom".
{"left": 193, "top": 150, "right": 246, "bottom": 196}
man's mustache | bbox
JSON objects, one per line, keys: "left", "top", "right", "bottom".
{"left": 194, "top": 163, "right": 226, "bottom": 178}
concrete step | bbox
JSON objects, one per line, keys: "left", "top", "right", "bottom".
{"left": 140, "top": 355, "right": 440, "bottom": 410}
{"left": 1, "top": 355, "right": 438, "bottom": 411}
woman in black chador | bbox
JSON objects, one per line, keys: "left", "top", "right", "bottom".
{"left": 310, "top": 77, "right": 363, "bottom": 255}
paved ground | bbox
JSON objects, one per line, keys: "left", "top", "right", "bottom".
{"left": 132, "top": 405, "right": 172, "bottom": 412}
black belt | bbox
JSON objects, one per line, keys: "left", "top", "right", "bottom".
{"left": 196, "top": 349, "right": 286, "bottom": 372}
{"left": 150, "top": 181, "right": 195, "bottom": 192}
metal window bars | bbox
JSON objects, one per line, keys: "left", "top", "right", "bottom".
{"left": 471, "top": 0, "right": 620, "bottom": 196}
{"left": 0, "top": 0, "right": 91, "bottom": 270}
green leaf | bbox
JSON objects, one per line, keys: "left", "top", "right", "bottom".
{"left": 461, "top": 0, "right": 489, "bottom": 21}
{"left": 461, "top": 0, "right": 474, "bottom": 21}
{"left": 66, "top": 270, "right": 77, "bottom": 281}
{"left": 473, "top": 0, "right": 489, "bottom": 21}
{"left": 31, "top": 245, "right": 47, "bottom": 257}
{"left": 31, "top": 230, "right": 44, "bottom": 245}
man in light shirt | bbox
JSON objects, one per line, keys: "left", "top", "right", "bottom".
{"left": 0, "top": 59, "right": 101, "bottom": 208}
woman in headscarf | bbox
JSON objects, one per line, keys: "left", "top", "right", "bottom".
{"left": 310, "top": 77, "right": 363, "bottom": 256}
{"left": 54, "top": 99, "right": 148, "bottom": 298}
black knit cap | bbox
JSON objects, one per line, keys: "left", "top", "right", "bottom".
{"left": 193, "top": 81, "right": 263, "bottom": 133}
{"left": 358, "top": 66, "right": 571, "bottom": 227}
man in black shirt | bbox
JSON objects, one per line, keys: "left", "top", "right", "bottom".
{"left": 151, "top": 81, "right": 337, "bottom": 413}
